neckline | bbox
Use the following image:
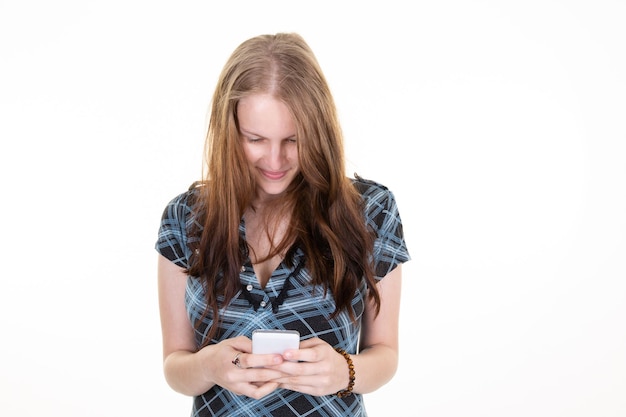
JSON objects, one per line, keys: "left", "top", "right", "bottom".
{"left": 241, "top": 259, "right": 305, "bottom": 314}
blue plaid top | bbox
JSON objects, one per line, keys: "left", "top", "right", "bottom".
{"left": 155, "top": 177, "right": 411, "bottom": 417}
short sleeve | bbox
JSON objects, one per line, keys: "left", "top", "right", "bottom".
{"left": 155, "top": 191, "right": 195, "bottom": 269}
{"left": 356, "top": 178, "right": 411, "bottom": 279}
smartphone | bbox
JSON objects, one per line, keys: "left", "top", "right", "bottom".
{"left": 252, "top": 329, "right": 300, "bottom": 355}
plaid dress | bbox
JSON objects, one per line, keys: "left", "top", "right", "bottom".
{"left": 155, "top": 177, "right": 411, "bottom": 417}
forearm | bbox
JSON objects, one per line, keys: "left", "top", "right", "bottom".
{"left": 350, "top": 344, "right": 399, "bottom": 394}
{"left": 163, "top": 348, "right": 217, "bottom": 396}
{"left": 348, "top": 265, "right": 402, "bottom": 395}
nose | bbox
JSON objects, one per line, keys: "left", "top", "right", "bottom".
{"left": 267, "top": 142, "right": 286, "bottom": 169}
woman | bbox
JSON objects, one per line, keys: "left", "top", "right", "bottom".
{"left": 156, "top": 32, "right": 410, "bottom": 416}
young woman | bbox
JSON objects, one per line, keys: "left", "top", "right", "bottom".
{"left": 156, "top": 32, "right": 410, "bottom": 417}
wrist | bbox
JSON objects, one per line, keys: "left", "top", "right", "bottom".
{"left": 334, "top": 348, "right": 355, "bottom": 398}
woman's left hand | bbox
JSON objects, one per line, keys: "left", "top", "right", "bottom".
{"left": 267, "top": 337, "right": 351, "bottom": 396}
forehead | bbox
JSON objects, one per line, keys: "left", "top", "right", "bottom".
{"left": 237, "top": 94, "right": 296, "bottom": 136}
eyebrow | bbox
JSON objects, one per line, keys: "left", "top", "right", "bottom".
{"left": 240, "top": 128, "right": 297, "bottom": 140}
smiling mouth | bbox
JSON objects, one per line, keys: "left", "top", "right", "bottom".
{"left": 261, "top": 169, "right": 287, "bottom": 180}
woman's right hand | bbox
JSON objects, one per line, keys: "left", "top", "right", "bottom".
{"left": 203, "top": 335, "right": 289, "bottom": 399}
{"left": 159, "top": 254, "right": 287, "bottom": 399}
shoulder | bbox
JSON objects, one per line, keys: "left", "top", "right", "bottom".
{"left": 156, "top": 182, "right": 205, "bottom": 267}
{"left": 350, "top": 175, "right": 411, "bottom": 274}
{"left": 350, "top": 174, "right": 398, "bottom": 213}
{"left": 173, "top": 181, "right": 204, "bottom": 205}
{"left": 160, "top": 181, "right": 204, "bottom": 223}
{"left": 351, "top": 175, "right": 391, "bottom": 197}
{"left": 350, "top": 174, "right": 404, "bottom": 233}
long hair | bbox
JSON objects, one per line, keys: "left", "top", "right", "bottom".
{"left": 187, "top": 33, "right": 380, "bottom": 343}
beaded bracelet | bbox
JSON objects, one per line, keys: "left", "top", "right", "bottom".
{"left": 335, "top": 348, "right": 355, "bottom": 398}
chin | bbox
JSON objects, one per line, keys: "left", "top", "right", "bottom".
{"left": 258, "top": 185, "right": 289, "bottom": 197}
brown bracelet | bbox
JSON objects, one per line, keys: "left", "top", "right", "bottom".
{"left": 335, "top": 348, "right": 355, "bottom": 398}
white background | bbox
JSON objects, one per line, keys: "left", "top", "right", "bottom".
{"left": 1, "top": 1, "right": 625, "bottom": 416}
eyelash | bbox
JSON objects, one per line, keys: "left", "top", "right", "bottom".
{"left": 246, "top": 137, "right": 297, "bottom": 144}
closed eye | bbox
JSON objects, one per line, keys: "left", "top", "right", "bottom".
{"left": 244, "top": 136, "right": 262, "bottom": 143}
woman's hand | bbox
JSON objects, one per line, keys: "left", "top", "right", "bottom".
{"left": 206, "top": 336, "right": 291, "bottom": 399}
{"left": 160, "top": 255, "right": 294, "bottom": 399}
{"left": 259, "top": 265, "right": 403, "bottom": 397}
{"left": 265, "top": 337, "right": 351, "bottom": 396}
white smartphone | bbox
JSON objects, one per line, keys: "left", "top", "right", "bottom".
{"left": 252, "top": 329, "right": 300, "bottom": 355}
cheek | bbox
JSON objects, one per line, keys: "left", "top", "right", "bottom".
{"left": 242, "top": 144, "right": 259, "bottom": 163}
{"left": 288, "top": 147, "right": 299, "bottom": 162}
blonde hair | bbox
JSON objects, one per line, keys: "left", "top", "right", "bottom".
{"left": 188, "top": 33, "right": 379, "bottom": 343}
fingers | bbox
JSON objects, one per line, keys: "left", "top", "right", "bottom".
{"left": 228, "top": 335, "right": 254, "bottom": 353}
{"left": 264, "top": 338, "right": 348, "bottom": 396}
{"left": 273, "top": 372, "right": 337, "bottom": 396}
{"left": 222, "top": 363, "right": 287, "bottom": 398}
{"left": 234, "top": 352, "right": 284, "bottom": 369}
{"left": 227, "top": 370, "right": 283, "bottom": 399}
{"left": 236, "top": 381, "right": 281, "bottom": 400}
{"left": 281, "top": 337, "right": 326, "bottom": 363}
{"left": 211, "top": 338, "right": 291, "bottom": 399}
{"left": 222, "top": 337, "right": 345, "bottom": 397}
{"left": 232, "top": 352, "right": 243, "bottom": 368}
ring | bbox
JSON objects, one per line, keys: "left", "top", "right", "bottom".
{"left": 232, "top": 353, "right": 242, "bottom": 368}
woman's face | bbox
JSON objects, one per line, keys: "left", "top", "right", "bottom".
{"left": 238, "top": 93, "right": 299, "bottom": 202}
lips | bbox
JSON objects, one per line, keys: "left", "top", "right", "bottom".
{"left": 260, "top": 169, "right": 287, "bottom": 180}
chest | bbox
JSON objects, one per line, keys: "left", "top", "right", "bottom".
{"left": 252, "top": 257, "right": 281, "bottom": 287}
{"left": 244, "top": 213, "right": 289, "bottom": 287}
{"left": 185, "top": 262, "right": 367, "bottom": 349}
